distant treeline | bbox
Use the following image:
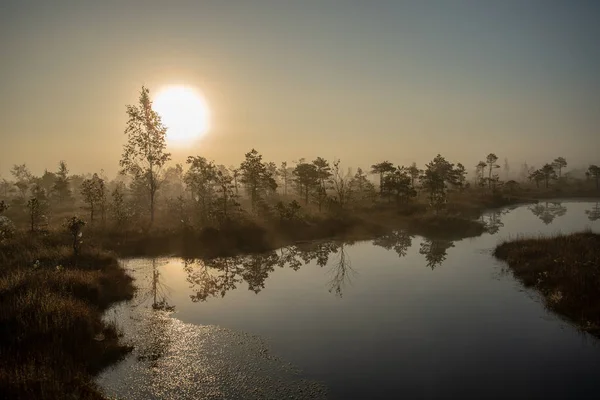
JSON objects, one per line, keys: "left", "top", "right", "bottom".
{"left": 0, "top": 87, "right": 599, "bottom": 235}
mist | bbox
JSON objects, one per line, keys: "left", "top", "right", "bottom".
{"left": 2, "top": 2, "right": 600, "bottom": 400}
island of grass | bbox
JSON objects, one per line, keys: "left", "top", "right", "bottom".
{"left": 0, "top": 233, "right": 134, "bottom": 399}
{"left": 494, "top": 231, "right": 600, "bottom": 337}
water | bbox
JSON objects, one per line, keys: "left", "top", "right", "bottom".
{"left": 98, "top": 201, "right": 600, "bottom": 399}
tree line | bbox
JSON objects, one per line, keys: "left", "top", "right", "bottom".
{"left": 1, "top": 87, "right": 599, "bottom": 234}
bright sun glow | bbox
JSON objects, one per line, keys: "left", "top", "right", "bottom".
{"left": 153, "top": 85, "right": 210, "bottom": 145}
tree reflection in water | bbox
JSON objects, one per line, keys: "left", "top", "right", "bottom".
{"left": 184, "top": 240, "right": 355, "bottom": 301}
{"left": 585, "top": 202, "right": 600, "bottom": 222}
{"left": 136, "top": 258, "right": 175, "bottom": 312}
{"left": 372, "top": 230, "right": 413, "bottom": 257}
{"left": 182, "top": 220, "right": 508, "bottom": 301}
{"left": 325, "top": 244, "right": 355, "bottom": 297}
{"left": 480, "top": 210, "right": 507, "bottom": 235}
{"left": 371, "top": 229, "right": 455, "bottom": 269}
{"left": 133, "top": 259, "right": 175, "bottom": 368}
{"left": 529, "top": 201, "right": 567, "bottom": 224}
{"left": 419, "top": 238, "right": 455, "bottom": 269}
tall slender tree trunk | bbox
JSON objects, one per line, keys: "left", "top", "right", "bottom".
{"left": 149, "top": 170, "right": 156, "bottom": 227}
{"left": 251, "top": 186, "right": 257, "bottom": 212}
{"left": 152, "top": 260, "right": 158, "bottom": 308}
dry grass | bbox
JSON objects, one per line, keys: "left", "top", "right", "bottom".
{"left": 0, "top": 232, "right": 134, "bottom": 399}
{"left": 494, "top": 232, "right": 600, "bottom": 336}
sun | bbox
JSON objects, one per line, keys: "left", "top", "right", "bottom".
{"left": 152, "top": 85, "right": 210, "bottom": 145}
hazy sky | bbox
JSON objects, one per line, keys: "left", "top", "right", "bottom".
{"left": 1, "top": 0, "right": 599, "bottom": 177}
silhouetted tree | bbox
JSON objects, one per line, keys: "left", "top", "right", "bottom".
{"left": 80, "top": 173, "right": 105, "bottom": 224}
{"left": 382, "top": 166, "right": 416, "bottom": 204}
{"left": 229, "top": 167, "right": 240, "bottom": 196}
{"left": 26, "top": 197, "right": 44, "bottom": 232}
{"left": 36, "top": 170, "right": 56, "bottom": 195}
{"left": 64, "top": 216, "right": 85, "bottom": 257}
{"left": 485, "top": 153, "right": 500, "bottom": 190}
{"left": 292, "top": 162, "right": 319, "bottom": 205}
{"left": 329, "top": 159, "right": 353, "bottom": 211}
{"left": 119, "top": 86, "right": 171, "bottom": 227}
{"left": 213, "top": 169, "right": 240, "bottom": 225}
{"left": 588, "top": 165, "right": 600, "bottom": 189}
{"left": 185, "top": 156, "right": 217, "bottom": 225}
{"left": 52, "top": 160, "right": 72, "bottom": 204}
{"left": 265, "top": 162, "right": 278, "bottom": 197}
{"left": 528, "top": 169, "right": 543, "bottom": 188}
{"left": 407, "top": 162, "right": 420, "bottom": 189}
{"left": 475, "top": 161, "right": 487, "bottom": 187}
{"left": 370, "top": 161, "right": 395, "bottom": 196}
{"left": 540, "top": 163, "right": 557, "bottom": 188}
{"left": 110, "top": 183, "right": 130, "bottom": 229}
{"left": 312, "top": 157, "right": 332, "bottom": 211}
{"left": 239, "top": 149, "right": 276, "bottom": 212}
{"left": 11, "top": 164, "right": 32, "bottom": 200}
{"left": 420, "top": 155, "right": 458, "bottom": 212}
{"left": 349, "top": 167, "right": 377, "bottom": 205}
{"left": 27, "top": 185, "right": 49, "bottom": 232}
{"left": 553, "top": 157, "right": 567, "bottom": 178}
{"left": 454, "top": 163, "right": 467, "bottom": 191}
{"left": 162, "top": 164, "right": 185, "bottom": 200}
{"left": 275, "top": 200, "right": 302, "bottom": 223}
{"left": 69, "top": 174, "right": 86, "bottom": 203}
{"left": 277, "top": 161, "right": 292, "bottom": 196}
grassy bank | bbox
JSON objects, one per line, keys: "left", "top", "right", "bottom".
{"left": 494, "top": 232, "right": 600, "bottom": 337}
{"left": 91, "top": 208, "right": 489, "bottom": 259}
{"left": 0, "top": 233, "right": 134, "bottom": 399}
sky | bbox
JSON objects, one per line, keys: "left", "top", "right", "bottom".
{"left": 1, "top": 0, "right": 599, "bottom": 177}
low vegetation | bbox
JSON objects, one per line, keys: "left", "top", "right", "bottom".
{"left": 494, "top": 232, "right": 600, "bottom": 337}
{"left": 0, "top": 231, "right": 134, "bottom": 399}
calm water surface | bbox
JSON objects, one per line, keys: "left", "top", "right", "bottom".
{"left": 98, "top": 201, "right": 600, "bottom": 399}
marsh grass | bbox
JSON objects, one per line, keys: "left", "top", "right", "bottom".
{"left": 0, "top": 232, "right": 134, "bottom": 399}
{"left": 91, "top": 213, "right": 486, "bottom": 258}
{"left": 494, "top": 231, "right": 600, "bottom": 337}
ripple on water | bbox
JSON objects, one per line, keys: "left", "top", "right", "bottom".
{"left": 96, "top": 303, "right": 328, "bottom": 400}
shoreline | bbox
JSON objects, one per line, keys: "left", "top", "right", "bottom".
{"left": 0, "top": 235, "right": 135, "bottom": 399}
{"left": 494, "top": 231, "right": 600, "bottom": 338}
{"left": 94, "top": 194, "right": 552, "bottom": 259}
